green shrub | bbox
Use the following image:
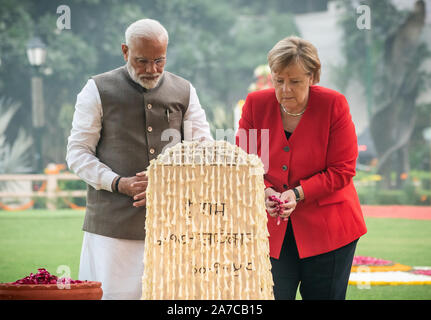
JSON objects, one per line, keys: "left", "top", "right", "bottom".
{"left": 354, "top": 169, "right": 431, "bottom": 205}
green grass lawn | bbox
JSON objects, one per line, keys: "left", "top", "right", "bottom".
{"left": 346, "top": 217, "right": 431, "bottom": 300}
{"left": 0, "top": 210, "right": 85, "bottom": 282}
{"left": 0, "top": 210, "right": 430, "bottom": 299}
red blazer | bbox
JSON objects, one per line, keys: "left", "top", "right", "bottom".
{"left": 236, "top": 86, "right": 367, "bottom": 259}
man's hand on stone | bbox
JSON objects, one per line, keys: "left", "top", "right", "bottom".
{"left": 132, "top": 171, "right": 148, "bottom": 207}
{"left": 116, "top": 171, "right": 148, "bottom": 207}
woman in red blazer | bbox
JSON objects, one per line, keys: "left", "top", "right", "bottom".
{"left": 236, "top": 36, "right": 367, "bottom": 300}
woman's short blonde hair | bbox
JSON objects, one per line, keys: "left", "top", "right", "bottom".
{"left": 267, "top": 36, "right": 321, "bottom": 84}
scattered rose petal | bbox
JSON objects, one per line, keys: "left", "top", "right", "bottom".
{"left": 11, "top": 268, "right": 87, "bottom": 285}
{"left": 269, "top": 195, "right": 289, "bottom": 217}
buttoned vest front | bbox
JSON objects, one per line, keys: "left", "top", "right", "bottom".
{"left": 83, "top": 65, "right": 190, "bottom": 240}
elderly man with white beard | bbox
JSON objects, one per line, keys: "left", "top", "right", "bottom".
{"left": 66, "top": 19, "right": 212, "bottom": 299}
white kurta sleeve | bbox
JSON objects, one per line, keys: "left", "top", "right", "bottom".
{"left": 184, "top": 84, "right": 213, "bottom": 141}
{"left": 66, "top": 79, "right": 118, "bottom": 191}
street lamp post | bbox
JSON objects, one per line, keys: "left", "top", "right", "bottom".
{"left": 26, "top": 37, "right": 47, "bottom": 173}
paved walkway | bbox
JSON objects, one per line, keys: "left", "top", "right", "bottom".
{"left": 361, "top": 205, "right": 431, "bottom": 220}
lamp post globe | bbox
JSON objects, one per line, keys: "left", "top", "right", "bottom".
{"left": 26, "top": 37, "right": 47, "bottom": 67}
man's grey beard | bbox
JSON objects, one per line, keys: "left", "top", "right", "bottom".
{"left": 126, "top": 60, "right": 162, "bottom": 89}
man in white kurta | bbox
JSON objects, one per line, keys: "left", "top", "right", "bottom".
{"left": 66, "top": 19, "right": 212, "bottom": 299}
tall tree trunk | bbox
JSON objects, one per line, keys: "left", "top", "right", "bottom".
{"left": 369, "top": 0, "right": 425, "bottom": 189}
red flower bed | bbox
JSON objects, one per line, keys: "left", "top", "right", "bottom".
{"left": 411, "top": 269, "right": 431, "bottom": 276}
{"left": 352, "top": 256, "right": 393, "bottom": 266}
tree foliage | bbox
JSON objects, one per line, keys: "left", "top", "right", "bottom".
{"left": 337, "top": 0, "right": 431, "bottom": 188}
{"left": 0, "top": 98, "right": 33, "bottom": 181}
{"left": 0, "top": 0, "right": 309, "bottom": 171}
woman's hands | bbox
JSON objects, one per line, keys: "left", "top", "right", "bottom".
{"left": 278, "top": 189, "right": 297, "bottom": 219}
{"left": 265, "top": 187, "right": 298, "bottom": 220}
{"left": 265, "top": 187, "right": 282, "bottom": 217}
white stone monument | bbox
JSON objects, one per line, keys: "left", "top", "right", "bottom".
{"left": 141, "top": 140, "right": 274, "bottom": 300}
